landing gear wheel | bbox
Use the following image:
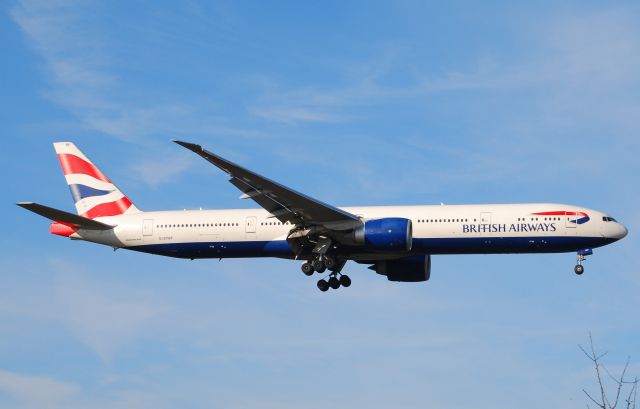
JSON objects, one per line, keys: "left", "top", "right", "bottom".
{"left": 301, "top": 262, "right": 314, "bottom": 276}
{"left": 312, "top": 259, "right": 325, "bottom": 273}
{"left": 324, "top": 257, "right": 337, "bottom": 270}
{"left": 574, "top": 264, "right": 584, "bottom": 275}
{"left": 328, "top": 276, "right": 340, "bottom": 289}
{"left": 339, "top": 274, "right": 351, "bottom": 287}
{"left": 317, "top": 279, "right": 329, "bottom": 292}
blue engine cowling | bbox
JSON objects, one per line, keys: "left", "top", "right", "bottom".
{"left": 356, "top": 218, "right": 413, "bottom": 252}
{"left": 370, "top": 255, "right": 431, "bottom": 282}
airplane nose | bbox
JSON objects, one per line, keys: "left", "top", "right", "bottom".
{"left": 615, "top": 224, "right": 628, "bottom": 240}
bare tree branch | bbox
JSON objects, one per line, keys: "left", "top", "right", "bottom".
{"left": 604, "top": 357, "right": 631, "bottom": 409}
{"left": 584, "top": 388, "right": 606, "bottom": 409}
{"left": 580, "top": 333, "right": 636, "bottom": 409}
{"left": 625, "top": 377, "right": 638, "bottom": 409}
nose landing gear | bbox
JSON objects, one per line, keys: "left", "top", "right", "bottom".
{"left": 574, "top": 249, "right": 593, "bottom": 275}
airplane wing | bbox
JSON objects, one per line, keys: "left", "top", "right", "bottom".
{"left": 17, "top": 202, "right": 115, "bottom": 230}
{"left": 174, "top": 141, "right": 360, "bottom": 230}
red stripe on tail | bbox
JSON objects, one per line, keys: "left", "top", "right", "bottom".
{"left": 57, "top": 153, "right": 111, "bottom": 183}
{"left": 82, "top": 197, "right": 132, "bottom": 219}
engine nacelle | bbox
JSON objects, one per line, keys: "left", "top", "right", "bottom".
{"left": 354, "top": 217, "right": 412, "bottom": 252}
{"left": 371, "top": 255, "right": 431, "bottom": 282}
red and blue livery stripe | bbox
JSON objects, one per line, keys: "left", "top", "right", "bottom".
{"left": 68, "top": 184, "right": 113, "bottom": 202}
{"left": 58, "top": 153, "right": 111, "bottom": 183}
{"left": 56, "top": 150, "right": 134, "bottom": 219}
{"left": 82, "top": 197, "right": 133, "bottom": 219}
{"left": 532, "top": 211, "right": 590, "bottom": 224}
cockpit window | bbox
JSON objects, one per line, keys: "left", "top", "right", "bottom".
{"left": 602, "top": 216, "right": 618, "bottom": 222}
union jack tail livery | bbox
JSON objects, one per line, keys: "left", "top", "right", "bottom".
{"left": 53, "top": 142, "right": 140, "bottom": 219}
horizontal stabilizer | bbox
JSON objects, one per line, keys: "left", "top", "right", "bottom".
{"left": 17, "top": 202, "right": 115, "bottom": 230}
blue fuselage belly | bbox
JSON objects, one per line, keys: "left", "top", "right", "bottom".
{"left": 128, "top": 235, "right": 615, "bottom": 259}
{"left": 412, "top": 236, "right": 615, "bottom": 254}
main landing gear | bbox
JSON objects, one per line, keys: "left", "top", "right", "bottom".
{"left": 317, "top": 273, "right": 351, "bottom": 292}
{"left": 574, "top": 248, "right": 593, "bottom": 275}
{"left": 300, "top": 256, "right": 350, "bottom": 292}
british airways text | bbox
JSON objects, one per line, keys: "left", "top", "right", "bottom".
{"left": 463, "top": 223, "right": 557, "bottom": 233}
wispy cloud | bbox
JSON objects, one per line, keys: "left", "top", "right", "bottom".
{"left": 0, "top": 369, "right": 77, "bottom": 409}
{"left": 249, "top": 106, "right": 342, "bottom": 124}
{"left": 128, "top": 155, "right": 192, "bottom": 188}
{"left": 0, "top": 368, "right": 184, "bottom": 409}
{"left": 0, "top": 258, "right": 168, "bottom": 361}
{"left": 248, "top": 7, "right": 640, "bottom": 135}
{"left": 10, "top": 0, "right": 257, "bottom": 147}
{"left": 0, "top": 259, "right": 169, "bottom": 362}
{"left": 52, "top": 261, "right": 165, "bottom": 361}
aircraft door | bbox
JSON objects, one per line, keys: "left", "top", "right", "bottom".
{"left": 245, "top": 216, "right": 257, "bottom": 233}
{"left": 565, "top": 211, "right": 577, "bottom": 235}
{"left": 143, "top": 219, "right": 154, "bottom": 236}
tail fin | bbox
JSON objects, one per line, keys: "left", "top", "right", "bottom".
{"left": 53, "top": 142, "right": 140, "bottom": 219}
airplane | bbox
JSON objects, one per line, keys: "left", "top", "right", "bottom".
{"left": 18, "top": 141, "right": 628, "bottom": 292}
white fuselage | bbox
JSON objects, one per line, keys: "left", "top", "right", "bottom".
{"left": 70, "top": 203, "right": 627, "bottom": 260}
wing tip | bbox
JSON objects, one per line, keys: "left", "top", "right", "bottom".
{"left": 173, "top": 140, "right": 201, "bottom": 150}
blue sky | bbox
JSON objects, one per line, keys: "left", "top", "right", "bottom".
{"left": 2, "top": 1, "right": 639, "bottom": 408}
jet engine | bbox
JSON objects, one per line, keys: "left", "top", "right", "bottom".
{"left": 354, "top": 217, "right": 412, "bottom": 252}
